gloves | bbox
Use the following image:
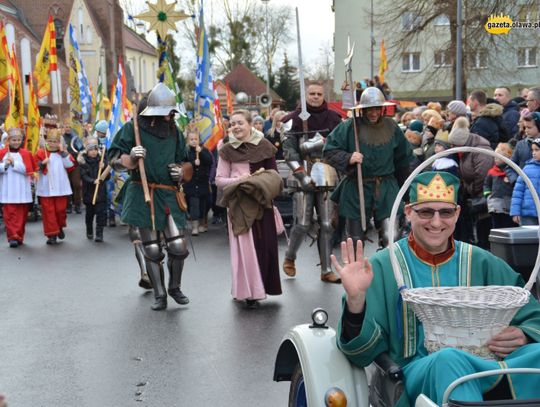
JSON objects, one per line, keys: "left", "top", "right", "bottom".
{"left": 294, "top": 171, "right": 315, "bottom": 192}
{"left": 168, "top": 163, "right": 183, "bottom": 183}
{"left": 130, "top": 146, "right": 146, "bottom": 160}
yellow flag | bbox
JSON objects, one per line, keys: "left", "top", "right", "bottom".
{"left": 34, "top": 15, "right": 58, "bottom": 98}
{"left": 0, "top": 21, "right": 9, "bottom": 102}
{"left": 378, "top": 39, "right": 388, "bottom": 83}
{"left": 5, "top": 45, "right": 24, "bottom": 130}
{"left": 26, "top": 78, "right": 41, "bottom": 153}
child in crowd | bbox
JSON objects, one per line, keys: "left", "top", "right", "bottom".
{"left": 484, "top": 143, "right": 517, "bottom": 228}
{"left": 404, "top": 119, "right": 424, "bottom": 171}
{"left": 183, "top": 125, "right": 212, "bottom": 235}
{"left": 80, "top": 137, "right": 109, "bottom": 242}
{"left": 253, "top": 116, "right": 265, "bottom": 133}
{"left": 431, "top": 130, "right": 459, "bottom": 177}
{"left": 0, "top": 128, "right": 36, "bottom": 247}
{"left": 510, "top": 138, "right": 540, "bottom": 226}
{"left": 35, "top": 128, "right": 75, "bottom": 244}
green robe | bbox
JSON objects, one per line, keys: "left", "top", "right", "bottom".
{"left": 337, "top": 238, "right": 540, "bottom": 405}
{"left": 107, "top": 121, "right": 187, "bottom": 231}
{"left": 324, "top": 118, "right": 412, "bottom": 220}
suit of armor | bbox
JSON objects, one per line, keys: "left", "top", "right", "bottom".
{"left": 282, "top": 101, "right": 342, "bottom": 282}
{"left": 108, "top": 83, "right": 190, "bottom": 310}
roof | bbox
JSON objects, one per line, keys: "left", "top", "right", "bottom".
{"left": 123, "top": 25, "right": 157, "bottom": 56}
{"left": 223, "top": 64, "right": 282, "bottom": 102}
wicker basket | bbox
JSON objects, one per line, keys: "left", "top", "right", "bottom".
{"left": 388, "top": 147, "right": 540, "bottom": 359}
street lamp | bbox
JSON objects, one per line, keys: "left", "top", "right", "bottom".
{"left": 261, "top": 0, "right": 271, "bottom": 107}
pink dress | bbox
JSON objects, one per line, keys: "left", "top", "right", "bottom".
{"left": 216, "top": 159, "right": 266, "bottom": 300}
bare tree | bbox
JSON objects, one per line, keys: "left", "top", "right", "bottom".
{"left": 372, "top": 0, "right": 537, "bottom": 99}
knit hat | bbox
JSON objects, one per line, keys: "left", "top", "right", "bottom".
{"left": 409, "top": 171, "right": 460, "bottom": 205}
{"left": 448, "top": 117, "right": 470, "bottom": 146}
{"left": 405, "top": 128, "right": 422, "bottom": 146}
{"left": 495, "top": 142, "right": 513, "bottom": 159}
{"left": 408, "top": 119, "right": 424, "bottom": 133}
{"left": 94, "top": 120, "right": 108, "bottom": 134}
{"left": 447, "top": 100, "right": 467, "bottom": 117}
{"left": 434, "top": 130, "right": 451, "bottom": 149}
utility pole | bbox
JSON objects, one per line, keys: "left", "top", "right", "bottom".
{"left": 370, "top": 0, "right": 374, "bottom": 80}
{"left": 262, "top": 0, "right": 271, "bottom": 109}
{"left": 456, "top": 0, "right": 463, "bottom": 100}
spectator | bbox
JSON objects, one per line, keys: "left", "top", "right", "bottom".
{"left": 421, "top": 112, "right": 444, "bottom": 161}
{"left": 404, "top": 119, "right": 424, "bottom": 171}
{"left": 400, "top": 111, "right": 415, "bottom": 128}
{"left": 484, "top": 143, "right": 517, "bottom": 229}
{"left": 494, "top": 87, "right": 520, "bottom": 138}
{"left": 426, "top": 101, "right": 442, "bottom": 115}
{"left": 510, "top": 137, "right": 540, "bottom": 226}
{"left": 253, "top": 116, "right": 265, "bottom": 133}
{"left": 266, "top": 110, "right": 286, "bottom": 160}
{"left": 469, "top": 90, "right": 506, "bottom": 149}
{"left": 516, "top": 108, "right": 530, "bottom": 141}
{"left": 263, "top": 107, "right": 279, "bottom": 135}
{"left": 432, "top": 130, "right": 459, "bottom": 177}
{"left": 526, "top": 87, "right": 540, "bottom": 114}
{"left": 445, "top": 100, "right": 468, "bottom": 130}
{"left": 449, "top": 117, "right": 494, "bottom": 249}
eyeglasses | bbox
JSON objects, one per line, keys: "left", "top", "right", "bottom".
{"left": 412, "top": 207, "right": 457, "bottom": 219}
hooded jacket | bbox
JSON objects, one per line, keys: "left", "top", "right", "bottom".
{"left": 510, "top": 159, "right": 540, "bottom": 218}
{"left": 501, "top": 100, "right": 520, "bottom": 139}
{"left": 470, "top": 103, "right": 505, "bottom": 149}
{"left": 457, "top": 133, "right": 494, "bottom": 197}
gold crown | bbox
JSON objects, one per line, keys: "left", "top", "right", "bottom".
{"left": 417, "top": 173, "right": 455, "bottom": 203}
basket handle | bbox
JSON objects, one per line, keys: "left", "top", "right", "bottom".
{"left": 388, "top": 146, "right": 540, "bottom": 292}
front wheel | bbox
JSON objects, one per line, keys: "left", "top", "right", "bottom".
{"left": 289, "top": 363, "right": 308, "bottom": 407}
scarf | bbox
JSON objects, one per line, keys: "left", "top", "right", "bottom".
{"left": 228, "top": 129, "right": 264, "bottom": 149}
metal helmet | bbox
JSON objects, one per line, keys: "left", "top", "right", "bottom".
{"left": 140, "top": 83, "right": 180, "bottom": 116}
{"left": 356, "top": 86, "right": 394, "bottom": 109}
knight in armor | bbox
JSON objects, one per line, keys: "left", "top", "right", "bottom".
{"left": 324, "top": 87, "right": 413, "bottom": 248}
{"left": 108, "top": 83, "right": 191, "bottom": 311}
{"left": 282, "top": 82, "right": 343, "bottom": 283}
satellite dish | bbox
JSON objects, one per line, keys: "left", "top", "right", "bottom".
{"left": 235, "top": 91, "right": 248, "bottom": 104}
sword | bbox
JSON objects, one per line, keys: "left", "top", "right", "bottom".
{"left": 295, "top": 8, "right": 310, "bottom": 173}
{"left": 345, "top": 35, "right": 367, "bottom": 232}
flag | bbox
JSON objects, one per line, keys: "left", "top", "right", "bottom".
{"left": 0, "top": 21, "right": 9, "bottom": 102}
{"left": 67, "top": 24, "right": 83, "bottom": 138}
{"left": 33, "top": 15, "right": 57, "bottom": 98}
{"left": 93, "top": 66, "right": 103, "bottom": 126}
{"left": 163, "top": 56, "right": 189, "bottom": 130}
{"left": 5, "top": 45, "right": 24, "bottom": 130}
{"left": 225, "top": 81, "right": 234, "bottom": 116}
{"left": 68, "top": 24, "right": 92, "bottom": 119}
{"left": 105, "top": 60, "right": 125, "bottom": 148}
{"left": 26, "top": 77, "right": 41, "bottom": 153}
{"left": 194, "top": 0, "right": 217, "bottom": 147}
{"left": 205, "top": 82, "right": 224, "bottom": 151}
{"left": 378, "top": 39, "right": 388, "bottom": 83}
{"left": 119, "top": 58, "right": 132, "bottom": 123}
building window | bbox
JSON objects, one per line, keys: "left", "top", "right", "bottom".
{"left": 402, "top": 52, "right": 421, "bottom": 72}
{"left": 518, "top": 47, "right": 537, "bottom": 67}
{"left": 401, "top": 12, "right": 421, "bottom": 31}
{"left": 519, "top": 5, "right": 538, "bottom": 22}
{"left": 434, "top": 14, "right": 450, "bottom": 26}
{"left": 468, "top": 49, "right": 487, "bottom": 69}
{"left": 434, "top": 50, "right": 452, "bottom": 67}
{"left": 86, "top": 26, "right": 92, "bottom": 43}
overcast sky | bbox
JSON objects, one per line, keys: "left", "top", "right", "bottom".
{"left": 124, "top": 0, "right": 334, "bottom": 76}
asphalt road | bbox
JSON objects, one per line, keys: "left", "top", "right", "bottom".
{"left": 0, "top": 212, "right": 376, "bottom": 406}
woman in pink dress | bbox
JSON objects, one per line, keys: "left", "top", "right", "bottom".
{"left": 216, "top": 110, "right": 282, "bottom": 308}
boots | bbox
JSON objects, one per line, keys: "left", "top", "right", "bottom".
{"left": 95, "top": 226, "right": 104, "bottom": 242}
{"left": 151, "top": 296, "right": 167, "bottom": 310}
{"left": 86, "top": 224, "right": 93, "bottom": 240}
{"left": 191, "top": 220, "right": 199, "bottom": 236}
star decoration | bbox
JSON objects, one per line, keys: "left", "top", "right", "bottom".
{"left": 135, "top": 0, "right": 192, "bottom": 39}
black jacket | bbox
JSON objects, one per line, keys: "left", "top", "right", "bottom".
{"left": 80, "top": 154, "right": 109, "bottom": 204}
{"left": 183, "top": 145, "right": 212, "bottom": 197}
{"left": 470, "top": 103, "right": 506, "bottom": 149}
{"left": 501, "top": 100, "right": 520, "bottom": 138}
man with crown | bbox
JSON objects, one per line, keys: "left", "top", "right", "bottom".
{"left": 324, "top": 87, "right": 413, "bottom": 249}
{"left": 333, "top": 171, "right": 540, "bottom": 406}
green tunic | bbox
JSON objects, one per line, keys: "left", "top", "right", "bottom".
{"left": 108, "top": 121, "right": 187, "bottom": 230}
{"left": 324, "top": 118, "right": 412, "bottom": 220}
{"left": 337, "top": 238, "right": 540, "bottom": 405}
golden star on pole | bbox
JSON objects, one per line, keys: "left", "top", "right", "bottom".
{"left": 135, "top": 0, "right": 191, "bottom": 39}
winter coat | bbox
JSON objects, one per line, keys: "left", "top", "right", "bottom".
{"left": 265, "top": 130, "right": 284, "bottom": 160}
{"left": 457, "top": 133, "right": 494, "bottom": 197}
{"left": 510, "top": 159, "right": 540, "bottom": 218}
{"left": 183, "top": 145, "right": 213, "bottom": 197}
{"left": 470, "top": 104, "right": 506, "bottom": 149}
{"left": 484, "top": 164, "right": 513, "bottom": 214}
{"left": 80, "top": 154, "right": 109, "bottom": 204}
{"left": 501, "top": 100, "right": 520, "bottom": 139}
{"left": 506, "top": 137, "right": 533, "bottom": 183}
